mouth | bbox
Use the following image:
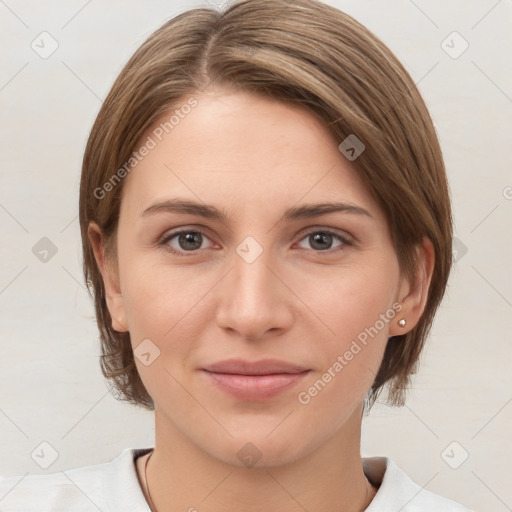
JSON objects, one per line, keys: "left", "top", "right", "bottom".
{"left": 201, "top": 358, "right": 311, "bottom": 400}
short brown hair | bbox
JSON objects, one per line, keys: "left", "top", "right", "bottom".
{"left": 79, "top": 0, "right": 452, "bottom": 410}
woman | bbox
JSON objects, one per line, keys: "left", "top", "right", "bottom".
{"left": 0, "top": 0, "right": 474, "bottom": 510}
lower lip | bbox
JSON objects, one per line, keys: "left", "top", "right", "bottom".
{"left": 203, "top": 370, "right": 310, "bottom": 400}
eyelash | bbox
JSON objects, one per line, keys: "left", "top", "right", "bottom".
{"left": 158, "top": 227, "right": 353, "bottom": 257}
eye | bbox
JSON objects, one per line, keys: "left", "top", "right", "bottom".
{"left": 159, "top": 227, "right": 353, "bottom": 257}
{"left": 160, "top": 230, "right": 215, "bottom": 255}
{"left": 296, "top": 229, "right": 352, "bottom": 253}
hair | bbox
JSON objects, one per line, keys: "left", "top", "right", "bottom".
{"left": 79, "top": 0, "right": 453, "bottom": 411}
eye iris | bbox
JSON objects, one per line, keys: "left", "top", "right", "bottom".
{"left": 179, "top": 232, "right": 202, "bottom": 250}
{"left": 310, "top": 232, "right": 333, "bottom": 250}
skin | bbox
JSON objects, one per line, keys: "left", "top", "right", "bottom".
{"left": 89, "top": 87, "right": 434, "bottom": 512}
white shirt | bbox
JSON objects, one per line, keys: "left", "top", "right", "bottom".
{"left": 0, "top": 447, "right": 474, "bottom": 511}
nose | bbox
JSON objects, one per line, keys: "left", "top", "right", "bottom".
{"left": 215, "top": 242, "right": 294, "bottom": 342}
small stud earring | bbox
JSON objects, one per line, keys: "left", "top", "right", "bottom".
{"left": 398, "top": 318, "right": 406, "bottom": 327}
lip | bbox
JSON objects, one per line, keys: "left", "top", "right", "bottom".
{"left": 203, "top": 358, "right": 310, "bottom": 375}
{"left": 202, "top": 358, "right": 310, "bottom": 400}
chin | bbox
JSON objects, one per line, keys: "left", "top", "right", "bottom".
{"left": 198, "top": 426, "right": 314, "bottom": 470}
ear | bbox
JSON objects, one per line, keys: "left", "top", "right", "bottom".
{"left": 87, "top": 222, "right": 129, "bottom": 333}
{"left": 388, "top": 236, "right": 435, "bottom": 336}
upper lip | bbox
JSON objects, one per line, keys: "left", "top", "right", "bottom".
{"left": 203, "top": 358, "right": 310, "bottom": 375}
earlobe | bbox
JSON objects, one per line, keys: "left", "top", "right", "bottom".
{"left": 87, "top": 222, "right": 129, "bottom": 333}
{"left": 389, "top": 237, "right": 435, "bottom": 336}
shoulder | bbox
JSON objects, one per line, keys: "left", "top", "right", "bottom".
{"left": 363, "top": 456, "right": 476, "bottom": 511}
{"left": 0, "top": 447, "right": 152, "bottom": 512}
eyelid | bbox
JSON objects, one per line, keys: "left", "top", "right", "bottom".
{"left": 298, "top": 225, "right": 355, "bottom": 244}
{"left": 158, "top": 223, "right": 355, "bottom": 241}
{"left": 157, "top": 224, "right": 215, "bottom": 243}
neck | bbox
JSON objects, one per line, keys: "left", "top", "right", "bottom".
{"left": 141, "top": 402, "right": 377, "bottom": 512}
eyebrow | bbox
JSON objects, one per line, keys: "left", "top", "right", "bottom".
{"left": 141, "top": 198, "right": 373, "bottom": 223}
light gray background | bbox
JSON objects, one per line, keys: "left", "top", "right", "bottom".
{"left": 1, "top": 1, "right": 511, "bottom": 510}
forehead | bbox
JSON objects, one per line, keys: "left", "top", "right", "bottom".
{"left": 120, "top": 89, "right": 380, "bottom": 221}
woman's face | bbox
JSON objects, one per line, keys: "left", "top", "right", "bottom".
{"left": 91, "top": 88, "right": 425, "bottom": 467}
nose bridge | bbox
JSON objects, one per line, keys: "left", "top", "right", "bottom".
{"left": 216, "top": 234, "right": 290, "bottom": 338}
{"left": 232, "top": 234, "right": 279, "bottom": 307}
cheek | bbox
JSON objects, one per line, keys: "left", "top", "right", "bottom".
{"left": 119, "top": 254, "right": 212, "bottom": 340}
{"left": 295, "top": 258, "right": 399, "bottom": 342}
{"left": 295, "top": 261, "right": 399, "bottom": 393}
{"left": 123, "top": 262, "right": 215, "bottom": 405}
{"left": 294, "top": 277, "right": 395, "bottom": 417}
